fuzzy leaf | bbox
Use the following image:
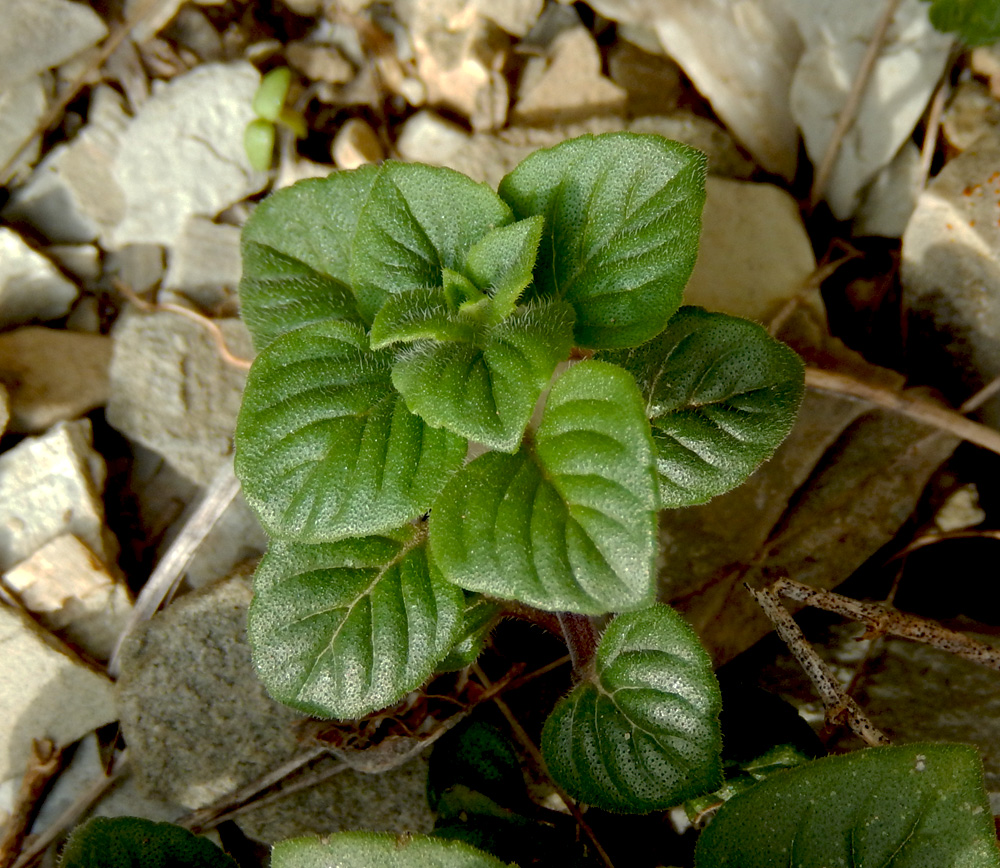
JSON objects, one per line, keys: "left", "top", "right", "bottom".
{"left": 351, "top": 163, "right": 513, "bottom": 323}
{"left": 248, "top": 529, "right": 463, "bottom": 719}
{"left": 695, "top": 744, "right": 1000, "bottom": 868}
{"left": 235, "top": 320, "right": 466, "bottom": 542}
{"left": 60, "top": 817, "right": 237, "bottom": 868}
{"left": 436, "top": 594, "right": 503, "bottom": 672}
{"left": 370, "top": 286, "right": 482, "bottom": 348}
{"left": 272, "top": 833, "right": 512, "bottom": 868}
{"left": 498, "top": 132, "right": 706, "bottom": 349}
{"left": 920, "top": 0, "right": 1000, "bottom": 45}
{"left": 603, "top": 307, "right": 803, "bottom": 507}
{"left": 392, "top": 300, "right": 575, "bottom": 452}
{"left": 541, "top": 604, "right": 722, "bottom": 813}
{"left": 240, "top": 167, "right": 377, "bottom": 348}
{"left": 464, "top": 216, "right": 545, "bottom": 323}
{"left": 429, "top": 361, "right": 658, "bottom": 613}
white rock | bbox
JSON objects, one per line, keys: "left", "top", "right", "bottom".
{"left": 0, "top": 228, "right": 79, "bottom": 328}
{"left": 0, "top": 75, "right": 47, "bottom": 180}
{"left": 788, "top": 0, "right": 953, "bottom": 219}
{"left": 45, "top": 244, "right": 102, "bottom": 284}
{"left": 124, "top": 0, "right": 184, "bottom": 43}
{"left": 0, "top": 604, "right": 115, "bottom": 792}
{"left": 395, "top": 110, "right": 470, "bottom": 164}
{"left": 942, "top": 80, "right": 1000, "bottom": 152}
{"left": 0, "top": 419, "right": 116, "bottom": 572}
{"left": 106, "top": 310, "right": 252, "bottom": 486}
{"left": 2, "top": 535, "right": 132, "bottom": 662}
{"left": 332, "top": 117, "right": 385, "bottom": 170}
{"left": 0, "top": 0, "right": 107, "bottom": 85}
{"left": 162, "top": 217, "right": 242, "bottom": 310}
{"left": 684, "top": 176, "right": 819, "bottom": 323}
{"left": 648, "top": 0, "right": 802, "bottom": 179}
{"left": 902, "top": 131, "right": 1000, "bottom": 424}
{"left": 106, "top": 62, "right": 268, "bottom": 250}
{"left": 401, "top": 0, "right": 509, "bottom": 130}
{"left": 608, "top": 39, "right": 683, "bottom": 117}
{"left": 475, "top": 0, "right": 543, "bottom": 38}
{"left": 3, "top": 86, "right": 128, "bottom": 244}
{"left": 0, "top": 327, "right": 112, "bottom": 434}
{"left": 512, "top": 26, "right": 627, "bottom": 125}
{"left": 286, "top": 42, "right": 354, "bottom": 84}
{"left": 854, "top": 140, "right": 922, "bottom": 238}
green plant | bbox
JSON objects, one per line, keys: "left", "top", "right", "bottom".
{"left": 919, "top": 0, "right": 1000, "bottom": 45}
{"left": 233, "top": 132, "right": 1000, "bottom": 866}
{"left": 244, "top": 67, "right": 308, "bottom": 171}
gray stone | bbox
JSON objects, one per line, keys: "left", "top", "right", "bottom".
{"left": 0, "top": 419, "right": 115, "bottom": 572}
{"left": 0, "top": 75, "right": 47, "bottom": 180}
{"left": 0, "top": 0, "right": 107, "bottom": 85}
{"left": 854, "top": 141, "right": 922, "bottom": 238}
{"left": 3, "top": 86, "right": 128, "bottom": 244}
{"left": 608, "top": 39, "right": 682, "bottom": 117}
{"left": 0, "top": 228, "right": 78, "bottom": 328}
{"left": 0, "top": 603, "right": 115, "bottom": 794}
{"left": 902, "top": 131, "right": 1000, "bottom": 425}
{"left": 942, "top": 80, "right": 1000, "bottom": 153}
{"left": 162, "top": 218, "right": 242, "bottom": 310}
{"left": 332, "top": 118, "right": 385, "bottom": 170}
{"left": 106, "top": 310, "right": 251, "bottom": 486}
{"left": 116, "top": 571, "right": 436, "bottom": 844}
{"left": 106, "top": 62, "right": 267, "bottom": 250}
{"left": 0, "top": 327, "right": 112, "bottom": 434}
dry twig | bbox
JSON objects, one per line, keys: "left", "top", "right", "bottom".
{"left": 0, "top": 741, "right": 65, "bottom": 868}
{"left": 746, "top": 584, "right": 891, "bottom": 747}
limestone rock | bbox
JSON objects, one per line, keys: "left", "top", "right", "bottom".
{"left": 902, "top": 131, "right": 1000, "bottom": 425}
{"left": 106, "top": 62, "right": 268, "bottom": 250}
{"left": 0, "top": 0, "right": 107, "bottom": 84}
{"left": 395, "top": 110, "right": 471, "bottom": 165}
{"left": 332, "top": 118, "right": 385, "bottom": 170}
{"left": 0, "top": 327, "right": 112, "bottom": 433}
{"left": 2, "top": 535, "right": 131, "bottom": 662}
{"left": 787, "top": 0, "right": 953, "bottom": 219}
{"left": 942, "top": 80, "right": 1000, "bottom": 152}
{"left": 0, "top": 603, "right": 115, "bottom": 790}
{"left": 608, "top": 39, "right": 682, "bottom": 117}
{"left": 512, "top": 26, "right": 626, "bottom": 126}
{"left": 0, "top": 385, "right": 9, "bottom": 436}
{"left": 287, "top": 42, "right": 354, "bottom": 84}
{"left": 3, "top": 86, "right": 128, "bottom": 244}
{"left": 854, "top": 141, "right": 922, "bottom": 238}
{"left": 474, "top": 0, "right": 542, "bottom": 38}
{"left": 0, "top": 420, "right": 116, "bottom": 572}
{"left": 0, "top": 75, "right": 47, "bottom": 180}
{"left": 106, "top": 310, "right": 251, "bottom": 486}
{"left": 683, "top": 176, "right": 819, "bottom": 323}
{"left": 0, "top": 228, "right": 78, "bottom": 328}
{"left": 162, "top": 217, "right": 242, "bottom": 310}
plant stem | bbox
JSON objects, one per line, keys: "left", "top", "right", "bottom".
{"left": 557, "top": 612, "right": 600, "bottom": 678}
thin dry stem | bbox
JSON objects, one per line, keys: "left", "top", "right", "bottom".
{"left": 804, "top": 367, "right": 1000, "bottom": 456}
{"left": 471, "top": 663, "right": 617, "bottom": 868}
{"left": 809, "top": 0, "right": 904, "bottom": 208}
{"left": 0, "top": 741, "right": 64, "bottom": 868}
{"left": 746, "top": 585, "right": 891, "bottom": 747}
{"left": 770, "top": 577, "right": 1000, "bottom": 670}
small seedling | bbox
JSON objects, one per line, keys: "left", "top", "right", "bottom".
{"left": 244, "top": 67, "right": 308, "bottom": 171}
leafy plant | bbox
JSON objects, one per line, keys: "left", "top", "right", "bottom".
{"left": 233, "top": 131, "right": 999, "bottom": 866}
{"left": 60, "top": 817, "right": 237, "bottom": 868}
{"left": 244, "top": 67, "right": 307, "bottom": 171}
{"left": 919, "top": 0, "right": 1000, "bottom": 45}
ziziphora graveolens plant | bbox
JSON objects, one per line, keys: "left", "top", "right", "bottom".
{"left": 234, "top": 130, "right": 804, "bottom": 815}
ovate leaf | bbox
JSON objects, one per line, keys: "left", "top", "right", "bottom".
{"left": 603, "top": 307, "right": 803, "bottom": 508}
{"left": 248, "top": 529, "right": 463, "bottom": 719}
{"left": 694, "top": 744, "right": 1000, "bottom": 868}
{"left": 464, "top": 216, "right": 545, "bottom": 323}
{"left": 430, "top": 361, "right": 658, "bottom": 613}
{"left": 498, "top": 132, "right": 706, "bottom": 349}
{"left": 60, "top": 817, "right": 237, "bottom": 868}
{"left": 235, "top": 320, "right": 466, "bottom": 542}
{"left": 392, "top": 300, "right": 575, "bottom": 452}
{"left": 240, "top": 167, "right": 377, "bottom": 348}
{"left": 920, "top": 0, "right": 1000, "bottom": 46}
{"left": 541, "top": 604, "right": 722, "bottom": 813}
{"left": 351, "top": 162, "right": 513, "bottom": 322}
{"left": 370, "top": 286, "right": 482, "bottom": 348}
{"left": 436, "top": 594, "right": 503, "bottom": 672}
{"left": 272, "top": 833, "right": 512, "bottom": 868}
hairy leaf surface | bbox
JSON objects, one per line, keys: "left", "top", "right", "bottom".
{"left": 235, "top": 320, "right": 466, "bottom": 542}
{"left": 604, "top": 307, "right": 803, "bottom": 507}
{"left": 498, "top": 132, "right": 706, "bottom": 348}
{"left": 240, "top": 167, "right": 377, "bottom": 348}
{"left": 392, "top": 300, "right": 575, "bottom": 452}
{"left": 695, "top": 743, "right": 1000, "bottom": 868}
{"left": 436, "top": 594, "right": 503, "bottom": 672}
{"left": 920, "top": 0, "right": 1000, "bottom": 45}
{"left": 249, "top": 529, "right": 463, "bottom": 719}
{"left": 272, "top": 833, "right": 511, "bottom": 868}
{"left": 60, "top": 817, "right": 237, "bottom": 868}
{"left": 430, "top": 361, "right": 658, "bottom": 613}
{"left": 464, "top": 215, "right": 545, "bottom": 323}
{"left": 541, "top": 604, "right": 722, "bottom": 813}
{"left": 351, "top": 162, "right": 513, "bottom": 322}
